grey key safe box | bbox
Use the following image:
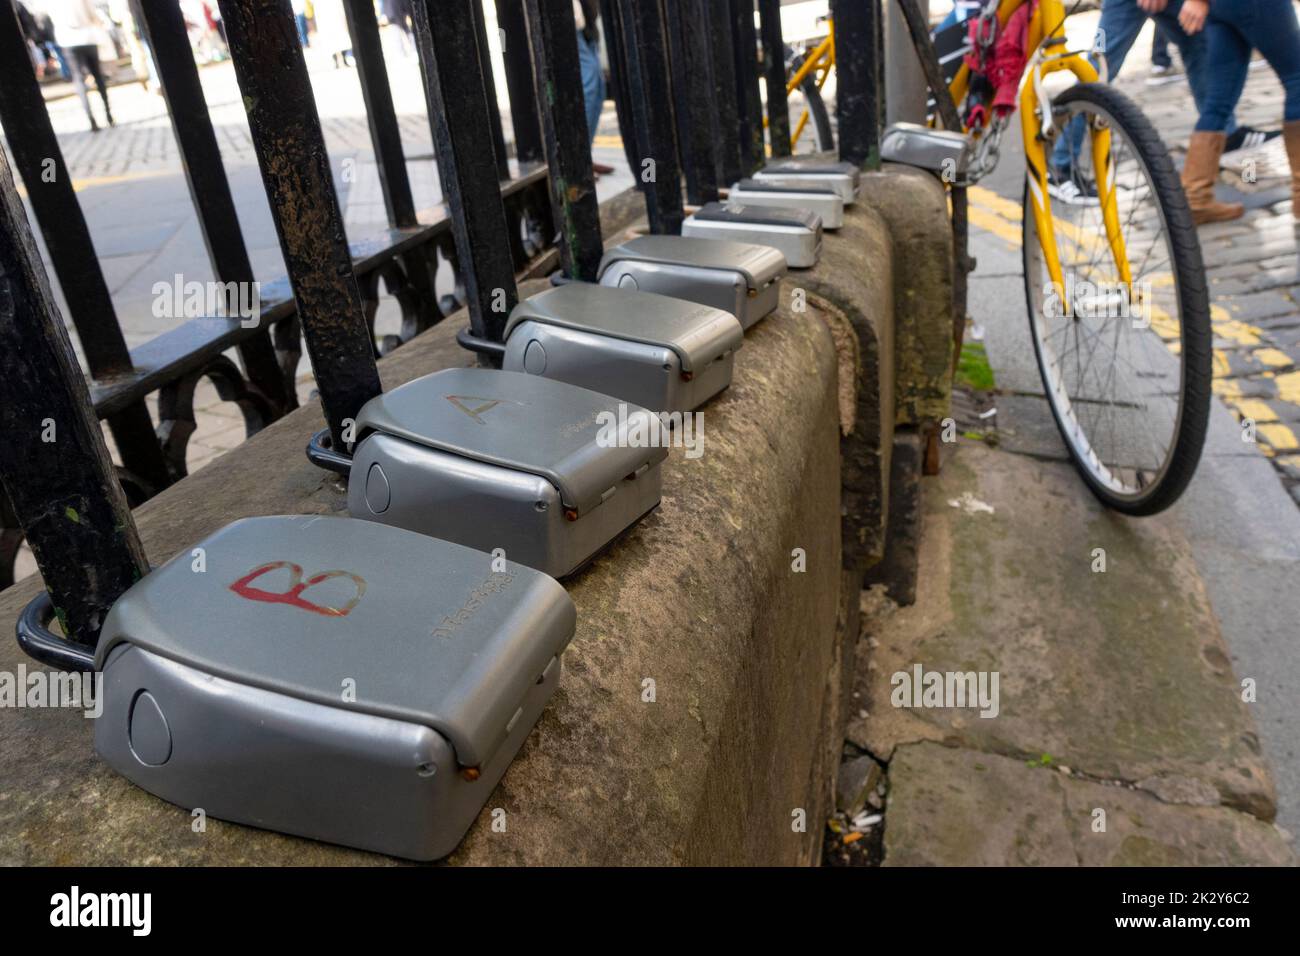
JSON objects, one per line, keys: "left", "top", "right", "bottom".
{"left": 348, "top": 367, "right": 667, "bottom": 578}
{"left": 91, "top": 514, "right": 576, "bottom": 861}
{"left": 727, "top": 179, "right": 845, "bottom": 229}
{"left": 682, "top": 202, "right": 823, "bottom": 269}
{"left": 504, "top": 283, "right": 744, "bottom": 412}
{"left": 597, "top": 235, "right": 786, "bottom": 330}
{"left": 881, "top": 121, "right": 973, "bottom": 182}
{"left": 753, "top": 158, "right": 861, "bottom": 203}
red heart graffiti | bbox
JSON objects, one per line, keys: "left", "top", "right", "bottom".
{"left": 229, "top": 561, "right": 367, "bottom": 617}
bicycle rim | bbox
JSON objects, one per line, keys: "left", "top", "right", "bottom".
{"left": 1022, "top": 84, "right": 1210, "bottom": 514}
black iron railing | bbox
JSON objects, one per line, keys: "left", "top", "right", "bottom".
{"left": 0, "top": 0, "right": 886, "bottom": 659}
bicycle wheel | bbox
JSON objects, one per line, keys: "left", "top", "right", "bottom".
{"left": 789, "top": 51, "right": 835, "bottom": 152}
{"left": 1022, "top": 82, "right": 1211, "bottom": 515}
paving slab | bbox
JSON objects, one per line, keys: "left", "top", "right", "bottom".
{"left": 856, "top": 439, "right": 1279, "bottom": 822}
{"left": 885, "top": 742, "right": 1293, "bottom": 866}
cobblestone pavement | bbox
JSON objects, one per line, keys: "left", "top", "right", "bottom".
{"left": 965, "top": 11, "right": 1300, "bottom": 509}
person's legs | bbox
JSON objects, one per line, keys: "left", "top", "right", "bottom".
{"left": 576, "top": 32, "right": 604, "bottom": 146}
{"left": 1196, "top": 11, "right": 1251, "bottom": 133}
{"left": 1158, "top": 2, "right": 1239, "bottom": 136}
{"left": 1220, "top": 0, "right": 1300, "bottom": 207}
{"left": 1229, "top": 0, "right": 1300, "bottom": 122}
{"left": 81, "top": 46, "right": 113, "bottom": 125}
{"left": 1050, "top": 0, "right": 1146, "bottom": 174}
{"left": 1151, "top": 23, "right": 1172, "bottom": 70}
{"left": 66, "top": 47, "right": 97, "bottom": 131}
{"left": 1182, "top": 12, "right": 1249, "bottom": 222}
{"left": 53, "top": 44, "right": 70, "bottom": 81}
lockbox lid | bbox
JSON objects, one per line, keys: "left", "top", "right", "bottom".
{"left": 505, "top": 283, "right": 743, "bottom": 375}
{"left": 597, "top": 235, "right": 786, "bottom": 289}
{"left": 96, "top": 515, "right": 576, "bottom": 769}
{"left": 761, "top": 158, "right": 861, "bottom": 182}
{"left": 692, "top": 201, "right": 822, "bottom": 232}
{"left": 880, "top": 121, "right": 972, "bottom": 176}
{"left": 731, "top": 178, "right": 840, "bottom": 197}
{"left": 353, "top": 368, "right": 667, "bottom": 516}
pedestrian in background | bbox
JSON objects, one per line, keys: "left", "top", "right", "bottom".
{"left": 48, "top": 0, "right": 114, "bottom": 132}
{"left": 292, "top": 0, "right": 310, "bottom": 47}
{"left": 311, "top": 0, "right": 354, "bottom": 68}
{"left": 382, "top": 0, "right": 414, "bottom": 57}
{"left": 1148, "top": 22, "right": 1175, "bottom": 80}
{"left": 1049, "top": 0, "right": 1277, "bottom": 204}
{"left": 574, "top": 0, "right": 613, "bottom": 175}
{"left": 1179, "top": 0, "right": 1300, "bottom": 223}
{"left": 574, "top": 1, "right": 603, "bottom": 145}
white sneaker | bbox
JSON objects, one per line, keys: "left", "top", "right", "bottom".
{"left": 1047, "top": 171, "right": 1101, "bottom": 206}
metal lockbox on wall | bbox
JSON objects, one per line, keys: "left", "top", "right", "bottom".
{"left": 597, "top": 235, "right": 787, "bottom": 330}
{"left": 682, "top": 202, "right": 823, "bottom": 268}
{"left": 727, "top": 179, "right": 845, "bottom": 229}
{"left": 503, "top": 283, "right": 744, "bottom": 413}
{"left": 880, "top": 121, "right": 973, "bottom": 182}
{"left": 340, "top": 368, "right": 668, "bottom": 579}
{"left": 753, "top": 157, "right": 862, "bottom": 203}
{"left": 91, "top": 514, "right": 576, "bottom": 861}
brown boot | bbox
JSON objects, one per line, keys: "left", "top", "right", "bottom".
{"left": 1282, "top": 120, "right": 1300, "bottom": 210}
{"left": 1182, "top": 131, "right": 1244, "bottom": 224}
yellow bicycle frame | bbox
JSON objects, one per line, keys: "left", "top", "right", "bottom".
{"left": 765, "top": 21, "right": 835, "bottom": 151}
{"left": 948, "top": 0, "right": 1133, "bottom": 307}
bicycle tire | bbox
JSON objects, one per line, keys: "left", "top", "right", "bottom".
{"left": 802, "top": 74, "right": 835, "bottom": 153}
{"left": 790, "top": 51, "right": 835, "bottom": 153}
{"left": 1021, "top": 82, "right": 1211, "bottom": 515}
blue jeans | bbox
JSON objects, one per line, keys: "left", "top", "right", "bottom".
{"left": 936, "top": 2, "right": 983, "bottom": 32}
{"left": 577, "top": 31, "right": 605, "bottom": 146}
{"left": 1151, "top": 22, "right": 1173, "bottom": 68}
{"left": 1051, "top": 0, "right": 1235, "bottom": 171}
{"left": 1197, "top": 0, "right": 1300, "bottom": 131}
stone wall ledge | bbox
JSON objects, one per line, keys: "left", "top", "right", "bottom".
{"left": 0, "top": 168, "right": 947, "bottom": 865}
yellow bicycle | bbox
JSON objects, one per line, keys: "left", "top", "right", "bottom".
{"left": 781, "top": 18, "right": 836, "bottom": 152}
{"left": 779, "top": 2, "right": 1209, "bottom": 513}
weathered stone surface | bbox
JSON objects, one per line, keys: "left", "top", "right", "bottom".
{"left": 860, "top": 162, "right": 955, "bottom": 429}
{"left": 885, "top": 743, "right": 1077, "bottom": 866}
{"left": 885, "top": 743, "right": 1294, "bottom": 866}
{"left": 800, "top": 203, "right": 896, "bottom": 570}
{"left": 863, "top": 428, "right": 924, "bottom": 605}
{"left": 0, "top": 278, "right": 850, "bottom": 868}
{"left": 857, "top": 440, "right": 1279, "bottom": 821}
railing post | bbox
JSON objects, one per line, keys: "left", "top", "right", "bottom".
{"left": 758, "top": 0, "right": 791, "bottom": 158}
{"left": 0, "top": 149, "right": 149, "bottom": 648}
{"left": 599, "top": 0, "right": 641, "bottom": 174}
{"left": 663, "top": 0, "right": 721, "bottom": 205}
{"left": 412, "top": 0, "right": 521, "bottom": 344}
{"left": 471, "top": 0, "right": 512, "bottom": 181}
{"left": 525, "top": 0, "right": 604, "bottom": 281}
{"left": 705, "top": 2, "right": 744, "bottom": 184}
{"left": 496, "top": 0, "right": 545, "bottom": 167}
{"left": 614, "top": 0, "right": 684, "bottom": 235}
{"left": 830, "top": 0, "right": 883, "bottom": 168}
{"left": 340, "top": 0, "right": 419, "bottom": 227}
{"left": 131, "top": 0, "right": 295, "bottom": 417}
{"left": 216, "top": 0, "right": 382, "bottom": 447}
{"left": 0, "top": 2, "right": 172, "bottom": 495}
{"left": 731, "top": 0, "right": 765, "bottom": 172}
